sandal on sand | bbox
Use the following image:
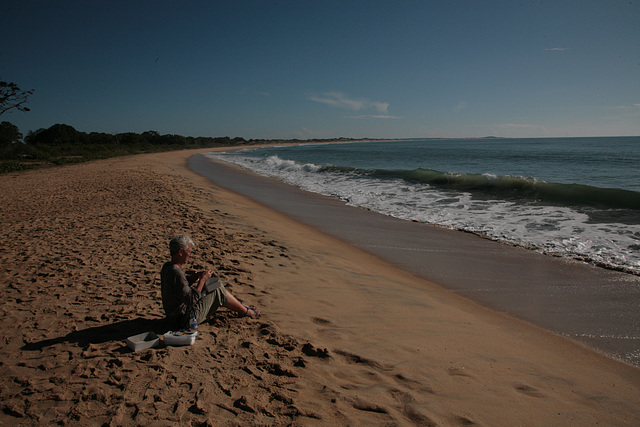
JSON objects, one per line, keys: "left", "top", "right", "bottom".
{"left": 243, "top": 305, "right": 260, "bottom": 318}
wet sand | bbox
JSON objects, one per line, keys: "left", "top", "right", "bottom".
{"left": 191, "top": 153, "right": 640, "bottom": 367}
{"left": 1, "top": 149, "right": 639, "bottom": 425}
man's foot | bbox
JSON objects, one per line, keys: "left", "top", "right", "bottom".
{"left": 243, "top": 305, "right": 260, "bottom": 318}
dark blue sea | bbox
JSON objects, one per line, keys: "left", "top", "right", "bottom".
{"left": 210, "top": 137, "right": 640, "bottom": 275}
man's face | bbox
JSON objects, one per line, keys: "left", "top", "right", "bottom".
{"left": 178, "top": 244, "right": 193, "bottom": 265}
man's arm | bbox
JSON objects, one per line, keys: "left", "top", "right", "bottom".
{"left": 193, "top": 270, "right": 213, "bottom": 293}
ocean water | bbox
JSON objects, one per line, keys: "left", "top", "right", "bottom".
{"left": 210, "top": 137, "right": 640, "bottom": 275}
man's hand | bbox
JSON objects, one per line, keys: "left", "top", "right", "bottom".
{"left": 196, "top": 269, "right": 214, "bottom": 292}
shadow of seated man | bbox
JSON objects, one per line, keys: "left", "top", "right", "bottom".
{"left": 22, "top": 316, "right": 171, "bottom": 352}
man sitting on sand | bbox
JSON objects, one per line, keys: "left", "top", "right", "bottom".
{"left": 161, "top": 234, "right": 260, "bottom": 329}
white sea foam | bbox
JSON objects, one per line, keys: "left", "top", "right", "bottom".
{"left": 210, "top": 152, "right": 640, "bottom": 275}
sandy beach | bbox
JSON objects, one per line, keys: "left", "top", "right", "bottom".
{"left": 2, "top": 149, "right": 640, "bottom": 426}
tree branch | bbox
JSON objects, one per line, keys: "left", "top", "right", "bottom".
{"left": 0, "top": 80, "right": 34, "bottom": 116}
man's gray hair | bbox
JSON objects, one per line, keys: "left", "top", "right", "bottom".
{"left": 169, "top": 234, "right": 194, "bottom": 255}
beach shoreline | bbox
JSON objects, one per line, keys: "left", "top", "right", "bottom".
{"left": 2, "top": 149, "right": 639, "bottom": 425}
{"left": 192, "top": 152, "right": 640, "bottom": 368}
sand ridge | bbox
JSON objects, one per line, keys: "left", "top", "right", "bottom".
{"left": 1, "top": 149, "right": 639, "bottom": 425}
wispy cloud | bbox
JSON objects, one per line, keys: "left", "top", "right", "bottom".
{"left": 309, "top": 91, "right": 389, "bottom": 114}
{"left": 344, "top": 114, "right": 402, "bottom": 119}
{"left": 605, "top": 104, "right": 640, "bottom": 110}
{"left": 498, "top": 123, "right": 546, "bottom": 129}
{"left": 294, "top": 127, "right": 319, "bottom": 139}
{"left": 545, "top": 47, "right": 569, "bottom": 51}
{"left": 453, "top": 101, "right": 468, "bottom": 112}
{"left": 603, "top": 104, "right": 640, "bottom": 119}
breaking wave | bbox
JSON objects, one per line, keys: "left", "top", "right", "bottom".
{"left": 210, "top": 152, "right": 640, "bottom": 274}
{"left": 362, "top": 167, "right": 640, "bottom": 210}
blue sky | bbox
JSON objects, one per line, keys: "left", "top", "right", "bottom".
{"left": 2, "top": 0, "right": 639, "bottom": 139}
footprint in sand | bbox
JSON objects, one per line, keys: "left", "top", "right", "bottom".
{"left": 350, "top": 398, "right": 389, "bottom": 415}
{"left": 334, "top": 349, "right": 385, "bottom": 370}
{"left": 301, "top": 343, "right": 330, "bottom": 358}
{"left": 311, "top": 317, "right": 332, "bottom": 326}
{"left": 393, "top": 373, "right": 432, "bottom": 392}
{"left": 454, "top": 415, "right": 478, "bottom": 425}
{"left": 514, "top": 382, "right": 546, "bottom": 398}
{"left": 448, "top": 367, "right": 474, "bottom": 378}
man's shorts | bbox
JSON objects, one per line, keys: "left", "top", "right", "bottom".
{"left": 190, "top": 286, "right": 227, "bottom": 324}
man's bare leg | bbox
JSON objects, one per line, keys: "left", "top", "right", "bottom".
{"left": 224, "top": 291, "right": 260, "bottom": 317}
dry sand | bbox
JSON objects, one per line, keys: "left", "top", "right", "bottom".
{"left": 1, "top": 149, "right": 639, "bottom": 426}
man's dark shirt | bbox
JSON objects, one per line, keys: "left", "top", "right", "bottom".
{"left": 160, "top": 262, "right": 201, "bottom": 328}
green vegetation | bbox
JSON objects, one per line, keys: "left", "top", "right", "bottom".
{"left": 0, "top": 122, "right": 364, "bottom": 173}
{"left": 0, "top": 79, "right": 260, "bottom": 171}
{"left": 1, "top": 79, "right": 372, "bottom": 173}
{"left": 0, "top": 123, "right": 251, "bottom": 172}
